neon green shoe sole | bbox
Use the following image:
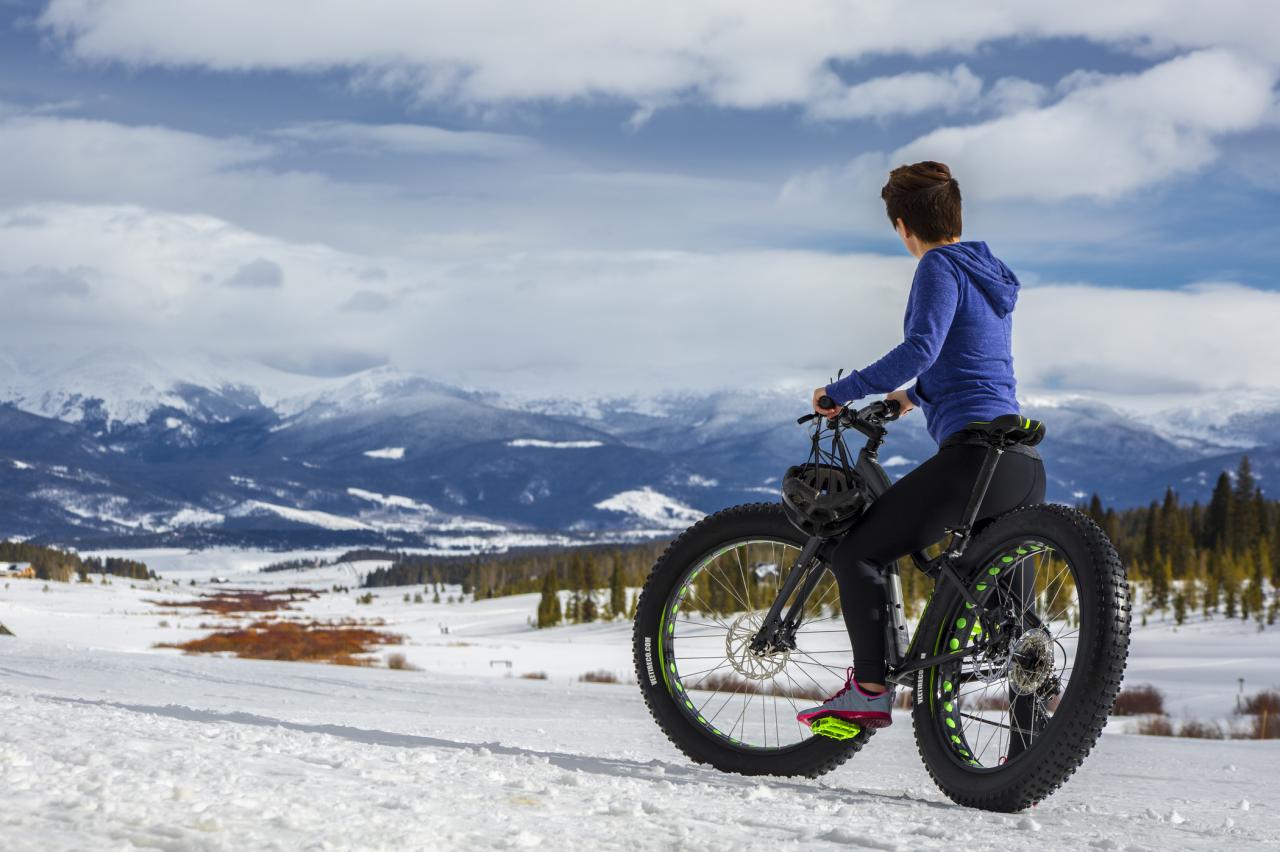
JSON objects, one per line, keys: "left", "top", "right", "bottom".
{"left": 809, "top": 716, "right": 863, "bottom": 740}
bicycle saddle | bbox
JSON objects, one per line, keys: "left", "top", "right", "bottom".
{"left": 961, "top": 414, "right": 1046, "bottom": 447}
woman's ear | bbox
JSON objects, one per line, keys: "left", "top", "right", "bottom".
{"left": 894, "top": 217, "right": 910, "bottom": 240}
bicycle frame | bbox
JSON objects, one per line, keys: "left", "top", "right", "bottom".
{"left": 749, "top": 413, "right": 1032, "bottom": 688}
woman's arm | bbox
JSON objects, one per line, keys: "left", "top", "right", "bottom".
{"left": 823, "top": 252, "right": 960, "bottom": 404}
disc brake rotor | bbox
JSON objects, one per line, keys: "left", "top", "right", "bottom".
{"left": 725, "top": 611, "right": 789, "bottom": 679}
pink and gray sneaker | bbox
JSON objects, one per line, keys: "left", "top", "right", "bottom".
{"left": 796, "top": 666, "right": 894, "bottom": 735}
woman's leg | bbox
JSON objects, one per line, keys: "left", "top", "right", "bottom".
{"left": 831, "top": 445, "right": 1044, "bottom": 688}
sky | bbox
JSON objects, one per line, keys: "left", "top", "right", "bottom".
{"left": 2, "top": 1, "right": 1279, "bottom": 401}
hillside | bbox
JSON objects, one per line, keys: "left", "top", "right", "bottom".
{"left": 4, "top": 348, "right": 1280, "bottom": 548}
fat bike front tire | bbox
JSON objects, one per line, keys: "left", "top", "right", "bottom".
{"left": 632, "top": 502, "right": 874, "bottom": 777}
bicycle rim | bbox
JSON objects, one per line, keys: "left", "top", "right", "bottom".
{"left": 659, "top": 536, "right": 853, "bottom": 752}
{"left": 928, "top": 537, "right": 1083, "bottom": 768}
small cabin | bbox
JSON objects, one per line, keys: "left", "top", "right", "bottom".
{"left": 2, "top": 563, "right": 35, "bottom": 579}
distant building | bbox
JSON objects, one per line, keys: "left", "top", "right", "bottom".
{"left": 2, "top": 563, "right": 35, "bottom": 579}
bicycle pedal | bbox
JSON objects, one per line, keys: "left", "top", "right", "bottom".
{"left": 808, "top": 716, "right": 863, "bottom": 740}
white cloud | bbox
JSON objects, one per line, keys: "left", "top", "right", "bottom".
{"left": 272, "top": 122, "right": 535, "bottom": 158}
{"left": 893, "top": 50, "right": 1277, "bottom": 201}
{"left": 807, "top": 65, "right": 982, "bottom": 121}
{"left": 2, "top": 202, "right": 1278, "bottom": 400}
{"left": 222, "top": 258, "right": 283, "bottom": 289}
{"left": 1015, "top": 281, "right": 1280, "bottom": 393}
{"left": 37, "top": 1, "right": 1280, "bottom": 111}
{"left": 0, "top": 115, "right": 269, "bottom": 201}
{"left": 986, "top": 77, "right": 1049, "bottom": 116}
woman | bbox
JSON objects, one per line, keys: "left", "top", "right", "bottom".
{"left": 795, "top": 161, "right": 1047, "bottom": 730}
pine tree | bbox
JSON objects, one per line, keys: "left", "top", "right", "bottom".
{"left": 1232, "top": 456, "right": 1259, "bottom": 555}
{"left": 1142, "top": 501, "right": 1161, "bottom": 567}
{"left": 537, "top": 570, "right": 562, "bottom": 629}
{"left": 626, "top": 589, "right": 638, "bottom": 621}
{"left": 1223, "top": 553, "right": 1240, "bottom": 619}
{"left": 1173, "top": 591, "right": 1186, "bottom": 626}
{"left": 1246, "top": 540, "right": 1268, "bottom": 627}
{"left": 1205, "top": 471, "right": 1233, "bottom": 551}
{"left": 1203, "top": 550, "right": 1221, "bottom": 619}
{"left": 1151, "top": 554, "right": 1173, "bottom": 614}
{"left": 581, "top": 561, "right": 598, "bottom": 623}
{"left": 609, "top": 561, "right": 626, "bottom": 620}
{"left": 1183, "top": 553, "right": 1202, "bottom": 614}
{"left": 1088, "top": 493, "right": 1106, "bottom": 527}
{"left": 567, "top": 553, "right": 585, "bottom": 623}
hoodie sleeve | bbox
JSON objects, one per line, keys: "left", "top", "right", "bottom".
{"left": 825, "top": 250, "right": 960, "bottom": 404}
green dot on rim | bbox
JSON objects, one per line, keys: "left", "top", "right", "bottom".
{"left": 948, "top": 637, "right": 960, "bottom": 651}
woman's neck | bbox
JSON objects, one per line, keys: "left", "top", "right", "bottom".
{"left": 909, "top": 235, "right": 960, "bottom": 259}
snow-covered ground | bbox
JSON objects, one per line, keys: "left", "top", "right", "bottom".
{"left": 1, "top": 556, "right": 1279, "bottom": 849}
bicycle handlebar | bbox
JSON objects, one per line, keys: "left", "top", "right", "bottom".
{"left": 796, "top": 397, "right": 902, "bottom": 430}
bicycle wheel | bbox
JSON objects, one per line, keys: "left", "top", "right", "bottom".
{"left": 911, "top": 503, "right": 1130, "bottom": 811}
{"left": 633, "top": 502, "right": 875, "bottom": 776}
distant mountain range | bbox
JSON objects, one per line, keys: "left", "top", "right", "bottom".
{"left": 1, "top": 346, "right": 1276, "bottom": 550}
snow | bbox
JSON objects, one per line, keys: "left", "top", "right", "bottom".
{"left": 1, "top": 563, "right": 1279, "bottom": 848}
{"left": 507, "top": 438, "right": 605, "bottom": 448}
{"left": 364, "top": 446, "right": 406, "bottom": 460}
{"left": 0, "top": 638, "right": 1278, "bottom": 848}
{"left": 169, "top": 507, "right": 227, "bottom": 527}
{"left": 347, "top": 487, "right": 435, "bottom": 512}
{"left": 593, "top": 487, "right": 704, "bottom": 529}
{"left": 230, "top": 500, "right": 373, "bottom": 531}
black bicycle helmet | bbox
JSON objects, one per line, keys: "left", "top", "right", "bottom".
{"left": 780, "top": 461, "right": 870, "bottom": 538}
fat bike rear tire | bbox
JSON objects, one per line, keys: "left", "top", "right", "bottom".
{"left": 910, "top": 504, "right": 1131, "bottom": 811}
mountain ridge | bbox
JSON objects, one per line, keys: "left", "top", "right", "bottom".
{"left": 1, "top": 348, "right": 1275, "bottom": 549}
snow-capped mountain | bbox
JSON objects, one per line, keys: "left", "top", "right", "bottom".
{"left": 1, "top": 347, "right": 1276, "bottom": 548}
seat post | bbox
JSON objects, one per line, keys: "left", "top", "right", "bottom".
{"left": 946, "top": 443, "right": 1005, "bottom": 558}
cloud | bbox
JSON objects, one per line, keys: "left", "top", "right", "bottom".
{"left": 892, "top": 50, "right": 1277, "bottom": 201}
{"left": 807, "top": 65, "right": 982, "bottom": 121}
{"left": 0, "top": 115, "right": 270, "bottom": 200}
{"left": 36, "top": 1, "right": 1280, "bottom": 111}
{"left": 339, "top": 290, "right": 391, "bottom": 312}
{"left": 3, "top": 202, "right": 1277, "bottom": 401}
{"left": 222, "top": 257, "right": 284, "bottom": 289}
{"left": 22, "top": 265, "right": 94, "bottom": 299}
{"left": 272, "top": 121, "right": 535, "bottom": 158}
{"left": 782, "top": 50, "right": 1278, "bottom": 212}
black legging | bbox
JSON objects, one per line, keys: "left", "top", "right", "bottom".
{"left": 831, "top": 442, "right": 1047, "bottom": 684}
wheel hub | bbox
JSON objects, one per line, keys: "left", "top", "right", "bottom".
{"left": 1008, "top": 628, "right": 1054, "bottom": 695}
{"left": 726, "top": 612, "right": 789, "bottom": 679}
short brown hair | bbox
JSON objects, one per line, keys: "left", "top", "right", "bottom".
{"left": 881, "top": 161, "right": 962, "bottom": 243}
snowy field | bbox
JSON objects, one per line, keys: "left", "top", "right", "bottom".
{"left": 1, "top": 551, "right": 1279, "bottom": 849}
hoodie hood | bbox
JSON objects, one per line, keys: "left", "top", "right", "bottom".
{"left": 932, "top": 241, "right": 1020, "bottom": 317}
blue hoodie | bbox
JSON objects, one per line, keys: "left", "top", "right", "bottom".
{"left": 824, "top": 241, "right": 1022, "bottom": 446}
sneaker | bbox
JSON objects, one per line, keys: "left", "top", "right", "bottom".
{"left": 795, "top": 666, "right": 894, "bottom": 730}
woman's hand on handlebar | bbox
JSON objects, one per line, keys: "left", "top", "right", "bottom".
{"left": 885, "top": 388, "right": 915, "bottom": 416}
{"left": 812, "top": 388, "right": 841, "bottom": 416}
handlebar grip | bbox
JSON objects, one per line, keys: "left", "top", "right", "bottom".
{"left": 817, "top": 395, "right": 837, "bottom": 411}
